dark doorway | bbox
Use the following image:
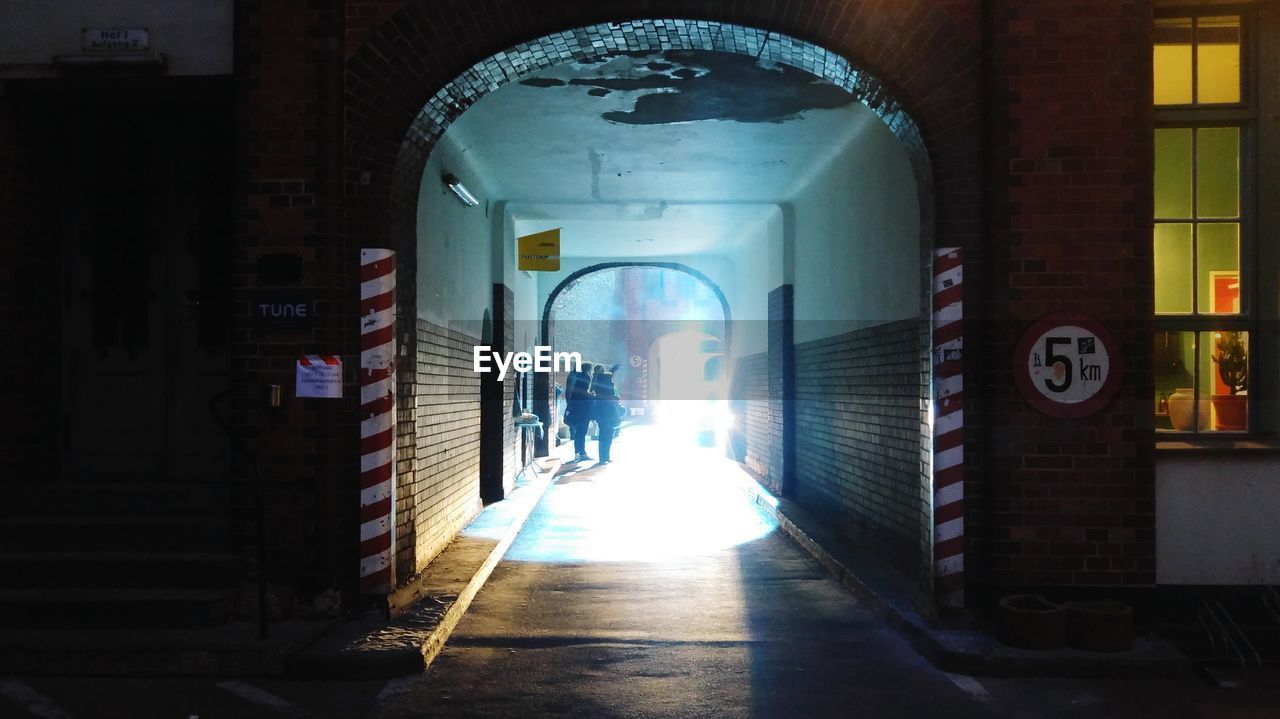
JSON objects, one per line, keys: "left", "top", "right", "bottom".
{"left": 59, "top": 103, "right": 232, "bottom": 481}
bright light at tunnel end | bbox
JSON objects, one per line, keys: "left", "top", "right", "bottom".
{"left": 651, "top": 399, "right": 735, "bottom": 448}
{"left": 500, "top": 424, "right": 780, "bottom": 564}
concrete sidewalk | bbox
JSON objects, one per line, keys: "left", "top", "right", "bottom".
{"left": 288, "top": 457, "right": 563, "bottom": 679}
{"left": 287, "top": 430, "right": 1190, "bottom": 681}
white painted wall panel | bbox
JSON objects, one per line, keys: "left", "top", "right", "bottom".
{"left": 1156, "top": 455, "right": 1280, "bottom": 585}
{"left": 790, "top": 106, "right": 921, "bottom": 343}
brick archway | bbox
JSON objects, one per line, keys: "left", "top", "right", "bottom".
{"left": 538, "top": 262, "right": 734, "bottom": 456}
{"left": 345, "top": 2, "right": 981, "bottom": 603}
{"left": 541, "top": 261, "right": 734, "bottom": 357}
{"left": 345, "top": 2, "right": 982, "bottom": 289}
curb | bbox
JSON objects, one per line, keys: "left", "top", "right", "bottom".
{"left": 733, "top": 473, "right": 1192, "bottom": 679}
{"left": 288, "top": 459, "right": 561, "bottom": 679}
{"left": 414, "top": 464, "right": 556, "bottom": 673}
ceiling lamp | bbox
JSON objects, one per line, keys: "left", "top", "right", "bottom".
{"left": 442, "top": 173, "right": 479, "bottom": 207}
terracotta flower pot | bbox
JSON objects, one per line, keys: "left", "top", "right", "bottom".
{"left": 1066, "top": 601, "right": 1133, "bottom": 652}
{"left": 1211, "top": 394, "right": 1247, "bottom": 431}
{"left": 997, "top": 594, "right": 1066, "bottom": 650}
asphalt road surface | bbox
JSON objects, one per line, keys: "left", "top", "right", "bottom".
{"left": 3, "top": 427, "right": 1279, "bottom": 718}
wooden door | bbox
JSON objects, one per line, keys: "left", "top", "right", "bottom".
{"left": 60, "top": 108, "right": 231, "bottom": 480}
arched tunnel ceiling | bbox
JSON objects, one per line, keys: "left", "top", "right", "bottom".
{"left": 437, "top": 50, "right": 882, "bottom": 258}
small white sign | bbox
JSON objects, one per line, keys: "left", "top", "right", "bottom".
{"left": 83, "top": 28, "right": 149, "bottom": 52}
{"left": 1024, "top": 325, "right": 1110, "bottom": 404}
{"left": 297, "top": 357, "right": 343, "bottom": 399}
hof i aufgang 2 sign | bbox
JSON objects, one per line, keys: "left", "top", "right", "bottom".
{"left": 83, "top": 28, "right": 149, "bottom": 52}
{"left": 1013, "top": 313, "right": 1122, "bottom": 419}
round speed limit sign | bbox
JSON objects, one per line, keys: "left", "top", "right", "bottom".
{"left": 1013, "top": 313, "right": 1121, "bottom": 419}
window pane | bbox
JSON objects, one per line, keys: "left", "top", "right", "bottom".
{"left": 1154, "top": 18, "right": 1193, "bottom": 105}
{"left": 1196, "top": 127, "right": 1240, "bottom": 218}
{"left": 1155, "top": 223, "right": 1194, "bottom": 314}
{"left": 1205, "top": 330, "right": 1248, "bottom": 431}
{"left": 1197, "top": 223, "right": 1240, "bottom": 314}
{"left": 1155, "top": 331, "right": 1199, "bottom": 431}
{"left": 1197, "top": 16, "right": 1241, "bottom": 104}
{"left": 1155, "top": 128, "right": 1193, "bottom": 218}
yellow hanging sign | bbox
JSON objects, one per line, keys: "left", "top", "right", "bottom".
{"left": 518, "top": 228, "right": 561, "bottom": 272}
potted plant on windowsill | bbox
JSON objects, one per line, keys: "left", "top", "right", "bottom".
{"left": 1212, "top": 331, "right": 1248, "bottom": 431}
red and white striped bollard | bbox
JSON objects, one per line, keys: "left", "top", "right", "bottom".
{"left": 933, "top": 247, "right": 964, "bottom": 609}
{"left": 360, "top": 249, "right": 396, "bottom": 594}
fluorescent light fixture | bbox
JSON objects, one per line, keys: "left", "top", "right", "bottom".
{"left": 442, "top": 173, "right": 479, "bottom": 207}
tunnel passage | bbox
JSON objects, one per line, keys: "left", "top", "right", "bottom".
{"left": 393, "top": 20, "right": 940, "bottom": 598}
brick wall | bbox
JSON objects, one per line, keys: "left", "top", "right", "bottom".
{"left": 794, "top": 320, "right": 929, "bottom": 580}
{"left": 727, "top": 285, "right": 839, "bottom": 509}
{"left": 934, "top": 0, "right": 981, "bottom": 41}
{"left": 232, "top": 0, "right": 357, "bottom": 596}
{"left": 401, "top": 319, "right": 483, "bottom": 579}
{"left": 728, "top": 352, "right": 774, "bottom": 491}
{"left": 980, "top": 0, "right": 1155, "bottom": 598}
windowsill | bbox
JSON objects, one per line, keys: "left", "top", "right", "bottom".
{"left": 1156, "top": 437, "right": 1280, "bottom": 453}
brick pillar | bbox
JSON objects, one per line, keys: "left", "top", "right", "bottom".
{"left": 981, "top": 0, "right": 1155, "bottom": 598}
{"left": 232, "top": 0, "right": 355, "bottom": 595}
{"left": 534, "top": 308, "right": 556, "bottom": 458}
{"left": 481, "top": 284, "right": 515, "bottom": 502}
{"left": 769, "top": 285, "right": 795, "bottom": 497}
{"left": 502, "top": 287, "right": 518, "bottom": 491}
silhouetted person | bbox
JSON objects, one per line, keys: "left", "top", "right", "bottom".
{"left": 565, "top": 363, "right": 594, "bottom": 461}
{"left": 587, "top": 363, "right": 608, "bottom": 439}
{"left": 591, "top": 372, "right": 623, "bottom": 464}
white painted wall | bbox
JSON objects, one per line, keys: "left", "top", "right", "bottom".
{"left": 0, "top": 0, "right": 232, "bottom": 77}
{"left": 499, "top": 206, "right": 540, "bottom": 354}
{"left": 722, "top": 208, "right": 783, "bottom": 358}
{"left": 1157, "top": 455, "right": 1280, "bottom": 585}
{"left": 515, "top": 208, "right": 780, "bottom": 359}
{"left": 418, "top": 137, "right": 498, "bottom": 338}
{"left": 789, "top": 107, "right": 921, "bottom": 344}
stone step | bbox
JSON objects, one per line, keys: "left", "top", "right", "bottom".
{"left": 0, "top": 552, "right": 243, "bottom": 590}
{"left": 0, "top": 588, "right": 240, "bottom": 629}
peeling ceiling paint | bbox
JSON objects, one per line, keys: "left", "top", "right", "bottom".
{"left": 519, "top": 50, "right": 857, "bottom": 125}
{"left": 438, "top": 49, "right": 886, "bottom": 258}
